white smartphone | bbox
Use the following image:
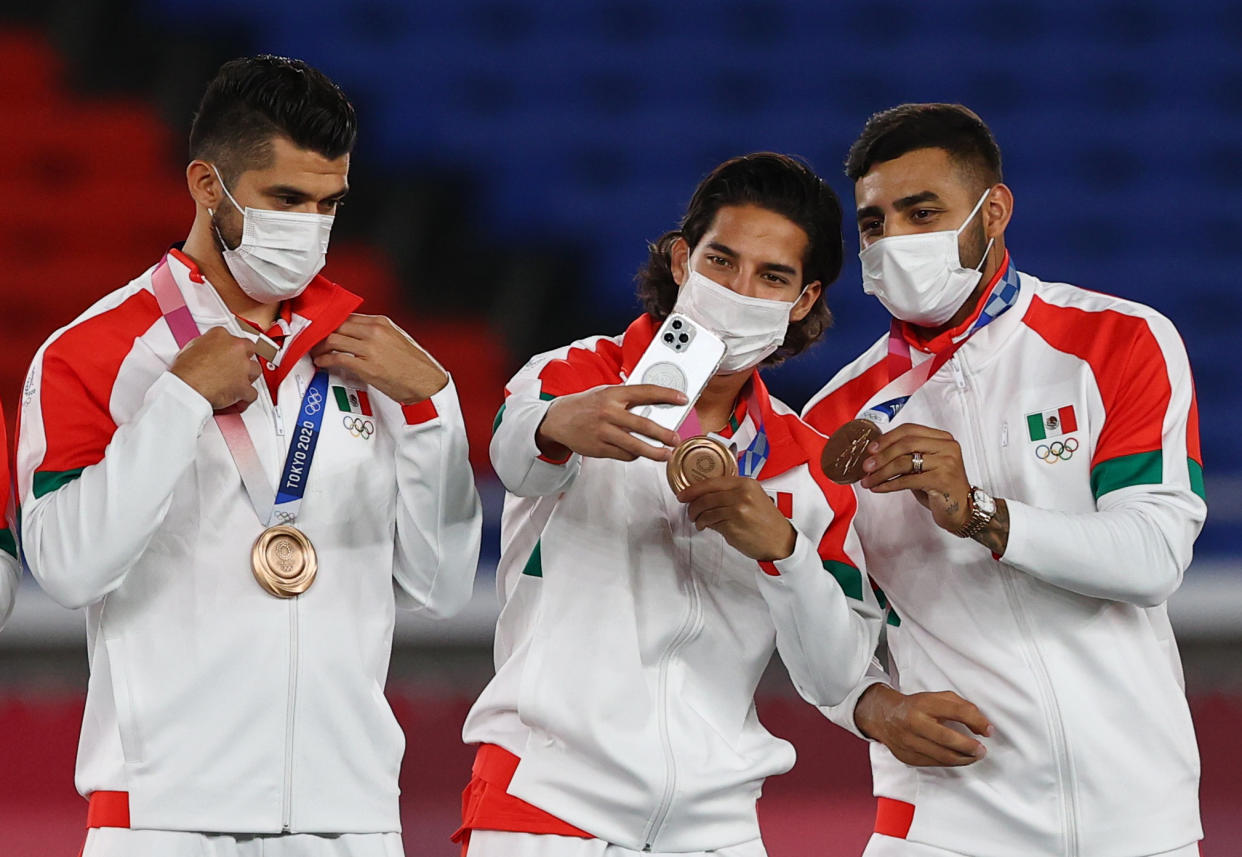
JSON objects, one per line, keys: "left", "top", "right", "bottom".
{"left": 624, "top": 313, "right": 726, "bottom": 446}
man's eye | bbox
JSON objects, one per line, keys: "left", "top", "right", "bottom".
{"left": 706, "top": 255, "right": 731, "bottom": 267}
{"left": 860, "top": 220, "right": 881, "bottom": 234}
{"left": 913, "top": 209, "right": 933, "bottom": 220}
{"left": 761, "top": 272, "right": 790, "bottom": 285}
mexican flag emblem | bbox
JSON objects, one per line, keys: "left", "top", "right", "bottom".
{"left": 333, "top": 385, "right": 373, "bottom": 416}
{"left": 1026, "top": 405, "right": 1077, "bottom": 441}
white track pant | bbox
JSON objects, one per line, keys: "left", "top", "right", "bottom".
{"left": 464, "top": 830, "right": 767, "bottom": 857}
{"left": 862, "top": 833, "right": 1201, "bottom": 857}
{"left": 82, "top": 828, "right": 405, "bottom": 857}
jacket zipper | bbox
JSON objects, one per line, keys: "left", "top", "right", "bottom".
{"left": 950, "top": 356, "right": 1079, "bottom": 856}
{"left": 282, "top": 595, "right": 300, "bottom": 831}
{"left": 253, "top": 354, "right": 299, "bottom": 831}
{"left": 641, "top": 524, "right": 705, "bottom": 851}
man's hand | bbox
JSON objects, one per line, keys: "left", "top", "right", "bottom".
{"left": 171, "top": 326, "right": 261, "bottom": 412}
{"left": 535, "top": 384, "right": 686, "bottom": 463}
{"left": 859, "top": 423, "right": 972, "bottom": 534}
{"left": 677, "top": 476, "right": 796, "bottom": 561}
{"left": 311, "top": 314, "right": 448, "bottom": 405}
{"left": 855, "top": 684, "right": 993, "bottom": 767}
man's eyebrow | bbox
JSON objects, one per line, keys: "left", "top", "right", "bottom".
{"left": 856, "top": 204, "right": 883, "bottom": 224}
{"left": 707, "top": 242, "right": 796, "bottom": 275}
{"left": 262, "top": 184, "right": 312, "bottom": 199}
{"left": 262, "top": 184, "right": 349, "bottom": 202}
{"left": 893, "top": 190, "right": 942, "bottom": 210}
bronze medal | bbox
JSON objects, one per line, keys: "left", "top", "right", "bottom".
{"left": 820, "top": 418, "right": 883, "bottom": 484}
{"left": 251, "top": 525, "right": 318, "bottom": 598}
{"left": 666, "top": 435, "right": 738, "bottom": 493}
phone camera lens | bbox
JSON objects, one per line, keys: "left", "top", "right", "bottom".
{"left": 678, "top": 334, "right": 689, "bottom": 343}
{"left": 671, "top": 319, "right": 682, "bottom": 329}
{"left": 663, "top": 333, "right": 674, "bottom": 342}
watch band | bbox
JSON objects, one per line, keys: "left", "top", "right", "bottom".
{"left": 955, "top": 487, "right": 994, "bottom": 539}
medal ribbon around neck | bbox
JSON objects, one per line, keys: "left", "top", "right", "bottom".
{"left": 859, "top": 258, "right": 1022, "bottom": 427}
{"left": 151, "top": 256, "right": 328, "bottom": 527}
{"left": 677, "top": 380, "right": 769, "bottom": 479}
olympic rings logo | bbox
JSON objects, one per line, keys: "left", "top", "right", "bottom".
{"left": 343, "top": 415, "right": 374, "bottom": 439}
{"left": 1035, "top": 437, "right": 1079, "bottom": 463}
{"left": 304, "top": 388, "right": 324, "bottom": 415}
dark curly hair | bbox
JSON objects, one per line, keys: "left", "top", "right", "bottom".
{"left": 635, "top": 152, "right": 844, "bottom": 366}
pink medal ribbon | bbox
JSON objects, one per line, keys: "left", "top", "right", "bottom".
{"left": 151, "top": 257, "right": 279, "bottom": 523}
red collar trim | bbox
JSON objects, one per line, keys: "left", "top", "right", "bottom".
{"left": 897, "top": 250, "right": 1011, "bottom": 354}
{"left": 169, "top": 247, "right": 206, "bottom": 283}
{"left": 166, "top": 247, "right": 362, "bottom": 394}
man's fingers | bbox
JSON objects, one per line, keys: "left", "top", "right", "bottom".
{"left": 865, "top": 472, "right": 939, "bottom": 495}
{"left": 603, "top": 427, "right": 672, "bottom": 463}
{"left": 861, "top": 452, "right": 942, "bottom": 488}
{"left": 332, "top": 314, "right": 386, "bottom": 339}
{"left": 615, "top": 411, "right": 681, "bottom": 449}
{"left": 618, "top": 384, "right": 689, "bottom": 408}
{"left": 933, "top": 695, "right": 994, "bottom": 737}
{"left": 691, "top": 507, "right": 733, "bottom": 531}
{"left": 685, "top": 489, "right": 735, "bottom": 520}
{"left": 892, "top": 748, "right": 956, "bottom": 768}
{"left": 902, "top": 734, "right": 983, "bottom": 767}
{"left": 314, "top": 350, "right": 366, "bottom": 375}
{"left": 919, "top": 720, "right": 988, "bottom": 759}
{"left": 312, "top": 332, "right": 366, "bottom": 356}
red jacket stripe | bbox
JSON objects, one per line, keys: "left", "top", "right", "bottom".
{"left": 1022, "top": 296, "right": 1171, "bottom": 469}
{"left": 536, "top": 339, "right": 626, "bottom": 399}
{"left": 802, "top": 356, "right": 888, "bottom": 436}
{"left": 35, "top": 290, "right": 162, "bottom": 477}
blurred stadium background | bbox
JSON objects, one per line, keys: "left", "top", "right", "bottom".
{"left": 0, "top": 0, "right": 1239, "bottom": 854}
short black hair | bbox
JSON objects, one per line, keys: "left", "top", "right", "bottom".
{"left": 635, "top": 152, "right": 844, "bottom": 366}
{"left": 189, "top": 55, "right": 357, "bottom": 183}
{"left": 845, "top": 103, "right": 1002, "bottom": 191}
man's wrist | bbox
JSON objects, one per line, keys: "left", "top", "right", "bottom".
{"left": 534, "top": 403, "right": 572, "bottom": 462}
{"left": 854, "top": 682, "right": 894, "bottom": 741}
{"left": 971, "top": 497, "right": 1010, "bottom": 556}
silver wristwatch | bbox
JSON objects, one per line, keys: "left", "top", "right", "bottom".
{"left": 955, "top": 486, "right": 996, "bottom": 539}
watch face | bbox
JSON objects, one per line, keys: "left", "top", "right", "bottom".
{"left": 972, "top": 488, "right": 997, "bottom": 517}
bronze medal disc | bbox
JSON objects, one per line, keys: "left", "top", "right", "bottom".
{"left": 666, "top": 435, "right": 738, "bottom": 493}
{"left": 251, "top": 524, "right": 318, "bottom": 598}
{"left": 820, "top": 418, "right": 883, "bottom": 484}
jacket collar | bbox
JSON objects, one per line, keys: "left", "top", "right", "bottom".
{"left": 891, "top": 250, "right": 1032, "bottom": 371}
{"left": 166, "top": 247, "right": 362, "bottom": 390}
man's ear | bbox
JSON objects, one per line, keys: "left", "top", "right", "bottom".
{"left": 187, "top": 160, "right": 224, "bottom": 211}
{"left": 670, "top": 236, "right": 691, "bottom": 288}
{"left": 791, "top": 281, "right": 822, "bottom": 323}
{"left": 983, "top": 183, "right": 1014, "bottom": 238}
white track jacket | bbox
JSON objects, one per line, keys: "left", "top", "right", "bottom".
{"left": 463, "top": 315, "right": 883, "bottom": 853}
{"left": 0, "top": 407, "right": 17, "bottom": 631}
{"left": 17, "top": 249, "right": 482, "bottom": 834}
{"left": 803, "top": 256, "right": 1205, "bottom": 857}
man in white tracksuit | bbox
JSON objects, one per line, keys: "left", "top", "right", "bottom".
{"left": 803, "top": 103, "right": 1205, "bottom": 857}
{"left": 456, "top": 153, "right": 883, "bottom": 856}
{"left": 17, "top": 56, "right": 482, "bottom": 857}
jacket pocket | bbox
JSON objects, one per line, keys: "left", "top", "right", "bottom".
{"left": 103, "top": 635, "right": 144, "bottom": 765}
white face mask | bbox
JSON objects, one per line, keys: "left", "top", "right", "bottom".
{"left": 673, "top": 267, "right": 807, "bottom": 374}
{"left": 210, "top": 166, "right": 334, "bottom": 303}
{"left": 859, "top": 188, "right": 995, "bottom": 326}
